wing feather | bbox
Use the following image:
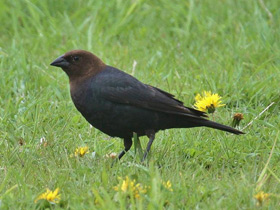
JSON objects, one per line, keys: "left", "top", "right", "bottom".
{"left": 98, "top": 66, "right": 207, "bottom": 118}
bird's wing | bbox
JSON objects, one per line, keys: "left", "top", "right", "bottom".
{"left": 147, "top": 85, "right": 208, "bottom": 117}
{"left": 97, "top": 67, "right": 207, "bottom": 118}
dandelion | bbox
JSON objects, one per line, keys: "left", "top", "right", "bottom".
{"left": 113, "top": 176, "right": 148, "bottom": 199}
{"left": 73, "top": 146, "right": 89, "bottom": 157}
{"left": 194, "top": 91, "right": 225, "bottom": 113}
{"left": 232, "top": 113, "right": 244, "bottom": 127}
{"left": 162, "top": 180, "right": 173, "bottom": 192}
{"left": 35, "top": 188, "right": 61, "bottom": 204}
{"left": 254, "top": 191, "right": 269, "bottom": 206}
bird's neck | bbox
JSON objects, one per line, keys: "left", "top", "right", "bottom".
{"left": 68, "top": 64, "right": 103, "bottom": 84}
{"left": 69, "top": 75, "right": 91, "bottom": 109}
{"left": 69, "top": 74, "right": 91, "bottom": 94}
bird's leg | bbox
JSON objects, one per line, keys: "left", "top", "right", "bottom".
{"left": 142, "top": 130, "right": 155, "bottom": 162}
{"left": 118, "top": 138, "right": 132, "bottom": 160}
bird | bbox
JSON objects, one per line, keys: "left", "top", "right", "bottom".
{"left": 50, "top": 50, "right": 244, "bottom": 161}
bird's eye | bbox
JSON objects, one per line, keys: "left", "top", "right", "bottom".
{"left": 73, "top": 56, "right": 79, "bottom": 62}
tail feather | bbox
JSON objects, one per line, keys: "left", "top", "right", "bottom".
{"left": 199, "top": 119, "right": 244, "bottom": 135}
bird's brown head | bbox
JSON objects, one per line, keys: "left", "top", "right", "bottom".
{"left": 50, "top": 50, "right": 106, "bottom": 80}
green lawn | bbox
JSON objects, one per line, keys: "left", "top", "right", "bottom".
{"left": 0, "top": 0, "right": 279, "bottom": 209}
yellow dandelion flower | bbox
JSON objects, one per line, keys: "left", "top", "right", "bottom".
{"left": 162, "top": 180, "right": 173, "bottom": 192}
{"left": 35, "top": 188, "right": 61, "bottom": 204}
{"left": 113, "top": 176, "right": 148, "bottom": 199}
{"left": 121, "top": 177, "right": 130, "bottom": 192}
{"left": 254, "top": 191, "right": 269, "bottom": 206}
{"left": 194, "top": 91, "right": 225, "bottom": 113}
{"left": 74, "top": 146, "right": 89, "bottom": 157}
{"left": 195, "top": 93, "right": 203, "bottom": 102}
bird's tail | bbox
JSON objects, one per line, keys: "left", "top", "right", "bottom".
{"left": 197, "top": 119, "right": 244, "bottom": 135}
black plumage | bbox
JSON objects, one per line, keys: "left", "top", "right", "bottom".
{"left": 51, "top": 50, "right": 244, "bottom": 161}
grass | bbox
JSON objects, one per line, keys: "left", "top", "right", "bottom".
{"left": 0, "top": 0, "right": 279, "bottom": 209}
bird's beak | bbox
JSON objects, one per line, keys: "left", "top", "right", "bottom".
{"left": 50, "top": 55, "right": 69, "bottom": 68}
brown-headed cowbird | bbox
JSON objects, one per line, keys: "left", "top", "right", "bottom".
{"left": 50, "top": 50, "right": 244, "bottom": 161}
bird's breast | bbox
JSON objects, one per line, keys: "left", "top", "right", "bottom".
{"left": 70, "top": 79, "right": 109, "bottom": 124}
{"left": 70, "top": 82, "right": 93, "bottom": 114}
